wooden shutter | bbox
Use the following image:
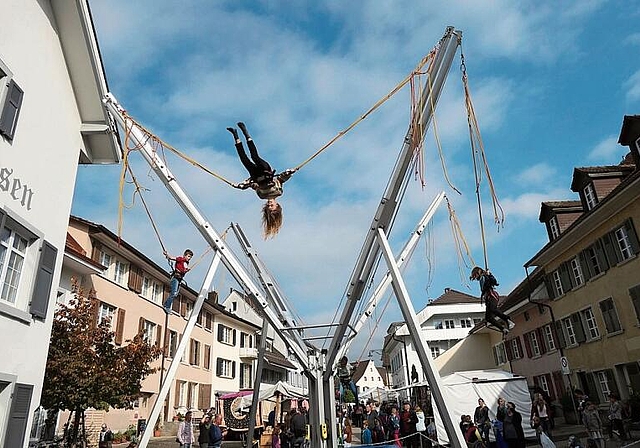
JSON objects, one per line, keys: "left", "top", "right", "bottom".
{"left": 601, "top": 232, "right": 621, "bottom": 266}
{"left": 156, "top": 324, "right": 163, "bottom": 347}
{"left": 179, "top": 296, "right": 187, "bottom": 317}
{"left": 205, "top": 312, "right": 212, "bottom": 330}
{"left": 163, "top": 284, "right": 170, "bottom": 302}
{"left": 232, "top": 361, "right": 236, "bottom": 378}
{"left": 174, "top": 381, "right": 181, "bottom": 407}
{"left": 545, "top": 374, "right": 555, "bottom": 400}
{"left": 138, "top": 317, "right": 145, "bottom": 335}
{"left": 128, "top": 264, "right": 143, "bottom": 293}
{"left": 232, "top": 329, "right": 237, "bottom": 346}
{"left": 199, "top": 384, "right": 212, "bottom": 410}
{"left": 218, "top": 324, "right": 224, "bottom": 342}
{"left": 504, "top": 339, "right": 513, "bottom": 361}
{"left": 30, "top": 240, "right": 58, "bottom": 319}
{"left": 189, "top": 339, "right": 195, "bottom": 364}
{"left": 544, "top": 273, "right": 556, "bottom": 299}
{"left": 4, "top": 383, "right": 33, "bottom": 448}
{"left": 579, "top": 251, "right": 592, "bottom": 281}
{"left": 240, "top": 332, "right": 245, "bottom": 348}
{"left": 552, "top": 371, "right": 565, "bottom": 400}
{"left": 204, "top": 345, "right": 211, "bottom": 370}
{"left": 216, "top": 358, "right": 223, "bottom": 376}
{"left": 524, "top": 333, "right": 532, "bottom": 358}
{"left": 115, "top": 309, "right": 126, "bottom": 345}
{"left": 187, "top": 383, "right": 192, "bottom": 407}
{"left": 172, "top": 293, "right": 181, "bottom": 313}
{"left": 0, "top": 79, "right": 24, "bottom": 139}
{"left": 537, "top": 328, "right": 547, "bottom": 354}
{"left": 571, "top": 313, "right": 586, "bottom": 343}
{"left": 595, "top": 239, "right": 609, "bottom": 272}
{"left": 559, "top": 263, "right": 572, "bottom": 292}
{"left": 625, "top": 218, "right": 640, "bottom": 254}
{"left": 91, "top": 240, "right": 102, "bottom": 262}
{"left": 554, "top": 320, "right": 566, "bottom": 349}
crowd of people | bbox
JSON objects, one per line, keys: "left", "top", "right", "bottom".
{"left": 458, "top": 396, "right": 529, "bottom": 448}
{"left": 575, "top": 389, "right": 630, "bottom": 447}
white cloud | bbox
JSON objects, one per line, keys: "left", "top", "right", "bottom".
{"left": 624, "top": 33, "right": 640, "bottom": 46}
{"left": 514, "top": 163, "right": 557, "bottom": 185}
{"left": 625, "top": 69, "right": 640, "bottom": 102}
{"left": 587, "top": 136, "right": 626, "bottom": 163}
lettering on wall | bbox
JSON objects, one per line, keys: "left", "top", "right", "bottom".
{"left": 0, "top": 166, "right": 34, "bottom": 210}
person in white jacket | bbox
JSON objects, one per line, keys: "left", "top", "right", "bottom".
{"left": 178, "top": 411, "right": 195, "bottom": 448}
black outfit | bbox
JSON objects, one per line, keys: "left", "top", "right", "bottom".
{"left": 503, "top": 410, "right": 525, "bottom": 448}
{"left": 235, "top": 136, "right": 274, "bottom": 181}
{"left": 290, "top": 412, "right": 307, "bottom": 438}
{"left": 480, "top": 272, "right": 510, "bottom": 331}
{"left": 400, "top": 408, "right": 418, "bottom": 448}
{"left": 474, "top": 405, "right": 491, "bottom": 445}
{"left": 198, "top": 422, "right": 211, "bottom": 445}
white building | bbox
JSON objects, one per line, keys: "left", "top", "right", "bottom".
{"left": 382, "top": 288, "right": 484, "bottom": 391}
{"left": 0, "top": 1, "right": 120, "bottom": 446}
{"left": 352, "top": 359, "right": 388, "bottom": 396}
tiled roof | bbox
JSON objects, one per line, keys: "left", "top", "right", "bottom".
{"left": 264, "top": 349, "right": 296, "bottom": 369}
{"left": 428, "top": 288, "right": 479, "bottom": 305}
{"left": 540, "top": 200, "right": 582, "bottom": 208}
{"left": 65, "top": 232, "right": 86, "bottom": 256}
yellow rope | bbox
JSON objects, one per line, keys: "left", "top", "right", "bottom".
{"left": 445, "top": 196, "right": 476, "bottom": 285}
{"left": 292, "top": 52, "right": 436, "bottom": 172}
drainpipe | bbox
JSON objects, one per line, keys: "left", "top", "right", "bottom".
{"left": 524, "top": 266, "right": 578, "bottom": 420}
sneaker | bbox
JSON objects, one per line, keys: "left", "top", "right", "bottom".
{"left": 164, "top": 306, "right": 172, "bottom": 314}
{"left": 508, "top": 320, "right": 516, "bottom": 330}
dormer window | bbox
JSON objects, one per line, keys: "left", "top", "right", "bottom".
{"left": 584, "top": 183, "right": 597, "bottom": 210}
{"left": 549, "top": 216, "right": 560, "bottom": 239}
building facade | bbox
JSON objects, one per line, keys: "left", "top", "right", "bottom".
{"left": 0, "top": 1, "right": 120, "bottom": 446}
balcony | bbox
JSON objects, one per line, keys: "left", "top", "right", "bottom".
{"left": 239, "top": 347, "right": 258, "bottom": 359}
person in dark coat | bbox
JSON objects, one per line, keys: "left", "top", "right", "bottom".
{"left": 503, "top": 402, "right": 525, "bottom": 448}
{"left": 399, "top": 401, "right": 418, "bottom": 448}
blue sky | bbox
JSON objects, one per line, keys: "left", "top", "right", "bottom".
{"left": 73, "top": 0, "right": 640, "bottom": 362}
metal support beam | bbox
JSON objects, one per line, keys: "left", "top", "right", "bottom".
{"left": 247, "top": 319, "right": 269, "bottom": 448}
{"left": 138, "top": 253, "right": 221, "bottom": 448}
{"left": 376, "top": 228, "right": 466, "bottom": 448}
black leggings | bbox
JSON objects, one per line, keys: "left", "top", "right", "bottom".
{"left": 235, "top": 139, "right": 272, "bottom": 179}
{"left": 485, "top": 298, "right": 510, "bottom": 330}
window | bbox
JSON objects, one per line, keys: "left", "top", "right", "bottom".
{"left": 510, "top": 338, "right": 522, "bottom": 360}
{"left": 552, "top": 270, "right": 564, "bottom": 297}
{"left": 536, "top": 375, "right": 550, "bottom": 396}
{"left": 460, "top": 318, "right": 472, "bottom": 328}
{"left": 240, "top": 332, "right": 253, "bottom": 348}
{"left": 176, "top": 381, "right": 187, "bottom": 407}
{"left": 218, "top": 324, "right": 236, "bottom": 345}
{"left": 562, "top": 317, "right": 577, "bottom": 346}
{"left": 580, "top": 307, "right": 600, "bottom": 340}
{"left": 599, "top": 298, "right": 622, "bottom": 334}
{"left": 216, "top": 358, "right": 235, "bottom": 378}
{"left": 99, "top": 250, "right": 130, "bottom": 286}
{"left": 430, "top": 346, "right": 440, "bottom": 359}
{"left": 543, "top": 324, "right": 556, "bottom": 351}
{"left": 0, "top": 60, "right": 24, "bottom": 140}
{"left": 0, "top": 225, "right": 28, "bottom": 304}
{"left": 444, "top": 319, "right": 455, "bottom": 329}
{"left": 630, "top": 285, "right": 640, "bottom": 324}
{"left": 190, "top": 339, "right": 200, "bottom": 366}
{"left": 595, "top": 371, "right": 611, "bottom": 398}
{"left": 584, "top": 183, "right": 597, "bottom": 210}
{"left": 615, "top": 226, "right": 634, "bottom": 261}
{"left": 142, "top": 321, "right": 156, "bottom": 344}
{"left": 168, "top": 330, "right": 178, "bottom": 358}
{"left": 188, "top": 383, "right": 198, "bottom": 409}
{"left": 114, "top": 260, "right": 128, "bottom": 286}
{"left": 493, "top": 342, "right": 507, "bottom": 365}
{"left": 434, "top": 320, "right": 443, "bottom": 329}
{"left": 98, "top": 302, "right": 116, "bottom": 328}
{"left": 99, "top": 251, "right": 112, "bottom": 270}
{"left": 142, "top": 276, "right": 163, "bottom": 304}
{"left": 240, "top": 363, "right": 253, "bottom": 389}
{"left": 585, "top": 245, "right": 603, "bottom": 276}
{"left": 570, "top": 257, "right": 584, "bottom": 287}
{"left": 549, "top": 216, "right": 560, "bottom": 239}
{"left": 528, "top": 331, "right": 541, "bottom": 357}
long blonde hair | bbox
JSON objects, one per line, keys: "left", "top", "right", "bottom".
{"left": 262, "top": 202, "right": 283, "bottom": 238}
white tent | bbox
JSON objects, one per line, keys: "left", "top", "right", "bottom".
{"left": 433, "top": 369, "right": 535, "bottom": 445}
{"left": 239, "top": 381, "right": 307, "bottom": 408}
{"left": 359, "top": 387, "right": 399, "bottom": 403}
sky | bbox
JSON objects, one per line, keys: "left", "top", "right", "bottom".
{"left": 73, "top": 0, "right": 640, "bottom": 364}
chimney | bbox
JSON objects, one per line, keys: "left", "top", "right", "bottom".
{"left": 444, "top": 287, "right": 450, "bottom": 293}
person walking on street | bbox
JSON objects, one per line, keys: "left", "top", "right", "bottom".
{"left": 198, "top": 414, "right": 211, "bottom": 448}
{"left": 582, "top": 402, "right": 605, "bottom": 448}
{"left": 400, "top": 401, "right": 418, "bottom": 448}
{"left": 608, "top": 393, "right": 626, "bottom": 440}
{"left": 208, "top": 413, "right": 227, "bottom": 448}
{"left": 503, "top": 402, "right": 525, "bottom": 448}
{"left": 178, "top": 411, "right": 195, "bottom": 448}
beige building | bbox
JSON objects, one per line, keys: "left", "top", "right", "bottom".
{"left": 525, "top": 125, "right": 640, "bottom": 404}
{"left": 59, "top": 215, "right": 260, "bottom": 436}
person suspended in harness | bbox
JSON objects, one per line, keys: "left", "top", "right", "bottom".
{"left": 470, "top": 266, "right": 515, "bottom": 335}
{"left": 163, "top": 249, "right": 193, "bottom": 314}
{"left": 335, "top": 356, "right": 359, "bottom": 404}
{"left": 228, "top": 122, "right": 295, "bottom": 239}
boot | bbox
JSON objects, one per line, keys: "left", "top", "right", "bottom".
{"left": 238, "top": 122, "right": 251, "bottom": 139}
{"left": 226, "top": 127, "right": 239, "bottom": 140}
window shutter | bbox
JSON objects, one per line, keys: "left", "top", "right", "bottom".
{"left": 595, "top": 240, "right": 609, "bottom": 272}
{"left": 625, "top": 218, "right": 640, "bottom": 254}
{"left": 156, "top": 325, "right": 162, "bottom": 347}
{"left": 554, "top": 321, "right": 566, "bottom": 349}
{"left": 524, "top": 333, "right": 532, "bottom": 358}
{"left": 579, "top": 251, "right": 592, "bottom": 281}
{"left": 216, "top": 358, "right": 223, "bottom": 376}
{"left": 552, "top": 371, "right": 564, "bottom": 401}
{"left": 163, "top": 284, "right": 169, "bottom": 302}
{"left": 601, "top": 232, "right": 621, "bottom": 266}
{"left": 115, "top": 309, "right": 126, "bottom": 345}
{"left": 232, "top": 329, "right": 237, "bottom": 346}
{"left": 180, "top": 296, "right": 187, "bottom": 317}
{"left": 492, "top": 346, "right": 499, "bottom": 365}
{"left": 537, "top": 328, "right": 547, "bottom": 354}
{"left": 205, "top": 312, "right": 212, "bottom": 330}
{"left": 505, "top": 339, "right": 513, "bottom": 361}
{"left": 128, "top": 264, "right": 143, "bottom": 293}
{"left": 138, "top": 317, "right": 145, "bottom": 334}
{"left": 218, "top": 324, "right": 224, "bottom": 342}
{"left": 187, "top": 382, "right": 193, "bottom": 407}
{"left": 0, "top": 79, "right": 24, "bottom": 140}
{"left": 174, "top": 381, "right": 181, "bottom": 408}
{"left": 544, "top": 273, "right": 556, "bottom": 299}
{"left": 5, "top": 383, "right": 33, "bottom": 447}
{"left": 199, "top": 384, "right": 211, "bottom": 410}
{"left": 545, "top": 374, "right": 555, "bottom": 400}
{"left": 240, "top": 332, "right": 245, "bottom": 348}
{"left": 190, "top": 339, "right": 195, "bottom": 364}
{"left": 630, "top": 285, "right": 640, "bottom": 323}
{"left": 232, "top": 361, "right": 236, "bottom": 378}
{"left": 91, "top": 241, "right": 102, "bottom": 262}
{"left": 571, "top": 313, "right": 586, "bottom": 343}
{"left": 605, "top": 369, "right": 620, "bottom": 397}
{"left": 172, "top": 293, "right": 181, "bottom": 313}
{"left": 204, "top": 345, "right": 211, "bottom": 370}
{"left": 30, "top": 240, "right": 58, "bottom": 319}
{"left": 559, "top": 263, "right": 572, "bottom": 292}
